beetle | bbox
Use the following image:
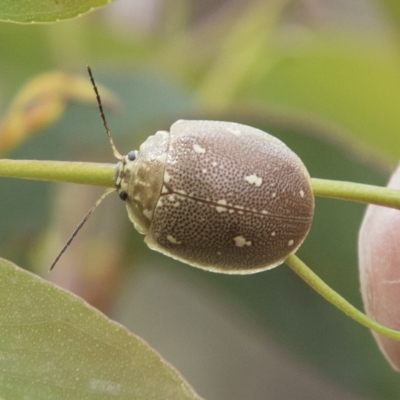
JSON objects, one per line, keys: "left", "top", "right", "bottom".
{"left": 114, "top": 119, "right": 314, "bottom": 274}
{"left": 51, "top": 69, "right": 314, "bottom": 273}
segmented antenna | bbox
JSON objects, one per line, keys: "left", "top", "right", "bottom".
{"left": 49, "top": 68, "right": 123, "bottom": 271}
{"left": 49, "top": 188, "right": 115, "bottom": 271}
{"left": 87, "top": 66, "right": 123, "bottom": 160}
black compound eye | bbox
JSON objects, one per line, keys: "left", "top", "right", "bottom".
{"left": 127, "top": 151, "right": 136, "bottom": 161}
{"left": 119, "top": 191, "right": 128, "bottom": 201}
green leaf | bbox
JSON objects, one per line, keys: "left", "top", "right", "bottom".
{"left": 247, "top": 36, "right": 400, "bottom": 163}
{"left": 381, "top": 0, "right": 400, "bottom": 31}
{"left": 0, "top": 0, "right": 115, "bottom": 23}
{"left": 0, "top": 258, "right": 202, "bottom": 400}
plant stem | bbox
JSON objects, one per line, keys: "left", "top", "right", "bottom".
{"left": 286, "top": 254, "right": 400, "bottom": 340}
{"left": 1, "top": 161, "right": 399, "bottom": 210}
{"left": 312, "top": 178, "right": 400, "bottom": 209}
{"left": 0, "top": 159, "right": 116, "bottom": 188}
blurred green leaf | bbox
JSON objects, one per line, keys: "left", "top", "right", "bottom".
{"left": 381, "top": 0, "right": 400, "bottom": 31}
{"left": 196, "top": 0, "right": 286, "bottom": 111}
{"left": 0, "top": 0, "right": 115, "bottom": 23}
{"left": 0, "top": 257, "right": 202, "bottom": 400}
{"left": 246, "top": 35, "right": 400, "bottom": 163}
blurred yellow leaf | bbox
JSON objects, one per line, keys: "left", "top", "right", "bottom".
{"left": 0, "top": 71, "right": 119, "bottom": 154}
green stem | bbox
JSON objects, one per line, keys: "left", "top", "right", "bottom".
{"left": 312, "top": 178, "right": 400, "bottom": 209}
{"left": 0, "top": 159, "right": 116, "bottom": 188}
{"left": 286, "top": 254, "right": 400, "bottom": 340}
{"left": 1, "top": 161, "right": 399, "bottom": 209}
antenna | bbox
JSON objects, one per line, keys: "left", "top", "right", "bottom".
{"left": 49, "top": 188, "right": 115, "bottom": 271}
{"left": 49, "top": 68, "right": 123, "bottom": 271}
{"left": 87, "top": 66, "right": 123, "bottom": 160}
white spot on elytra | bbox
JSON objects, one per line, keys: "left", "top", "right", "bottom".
{"left": 261, "top": 210, "right": 268, "bottom": 215}
{"left": 157, "top": 153, "right": 167, "bottom": 164}
{"left": 164, "top": 171, "right": 171, "bottom": 183}
{"left": 234, "top": 236, "right": 252, "bottom": 247}
{"left": 212, "top": 161, "right": 218, "bottom": 167}
{"left": 167, "top": 235, "right": 181, "bottom": 244}
{"left": 272, "top": 192, "right": 276, "bottom": 198}
{"left": 227, "top": 127, "right": 241, "bottom": 136}
{"left": 300, "top": 190, "right": 305, "bottom": 198}
{"left": 202, "top": 168, "right": 207, "bottom": 174}
{"left": 216, "top": 199, "right": 228, "bottom": 213}
{"left": 245, "top": 175, "right": 263, "bottom": 187}
{"left": 288, "top": 239, "right": 294, "bottom": 246}
{"left": 271, "top": 231, "right": 276, "bottom": 237}
{"left": 193, "top": 144, "right": 206, "bottom": 153}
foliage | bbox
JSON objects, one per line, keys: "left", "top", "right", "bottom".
{"left": 0, "top": 257, "right": 201, "bottom": 399}
{"left": 0, "top": 0, "right": 115, "bottom": 23}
